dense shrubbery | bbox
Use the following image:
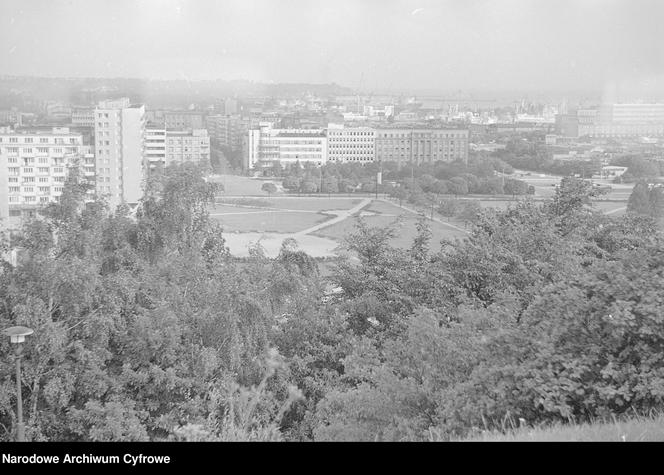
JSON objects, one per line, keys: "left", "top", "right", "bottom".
{"left": 1, "top": 168, "right": 663, "bottom": 441}
{"left": 0, "top": 164, "right": 313, "bottom": 441}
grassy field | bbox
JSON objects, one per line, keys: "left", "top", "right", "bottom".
{"left": 211, "top": 211, "right": 332, "bottom": 233}
{"left": 458, "top": 414, "right": 664, "bottom": 442}
{"left": 265, "top": 197, "right": 361, "bottom": 211}
{"left": 208, "top": 197, "right": 362, "bottom": 234}
{"left": 313, "top": 200, "right": 468, "bottom": 250}
{"left": 209, "top": 174, "right": 276, "bottom": 196}
{"left": 591, "top": 200, "right": 628, "bottom": 215}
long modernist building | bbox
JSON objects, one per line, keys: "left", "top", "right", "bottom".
{"left": 556, "top": 103, "right": 664, "bottom": 138}
{"left": 246, "top": 123, "right": 469, "bottom": 170}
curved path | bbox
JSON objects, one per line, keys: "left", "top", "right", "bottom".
{"left": 293, "top": 198, "right": 372, "bottom": 237}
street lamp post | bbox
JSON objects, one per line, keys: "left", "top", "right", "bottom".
{"left": 3, "top": 326, "right": 33, "bottom": 442}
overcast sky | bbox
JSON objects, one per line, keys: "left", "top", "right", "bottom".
{"left": 1, "top": 0, "right": 663, "bottom": 95}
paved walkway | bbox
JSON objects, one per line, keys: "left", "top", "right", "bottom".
{"left": 293, "top": 198, "right": 372, "bottom": 237}
{"left": 377, "top": 198, "right": 470, "bottom": 234}
{"left": 604, "top": 206, "right": 627, "bottom": 215}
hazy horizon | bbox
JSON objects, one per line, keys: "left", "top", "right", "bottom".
{"left": 1, "top": 0, "right": 663, "bottom": 99}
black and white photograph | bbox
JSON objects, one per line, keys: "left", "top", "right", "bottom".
{"left": 0, "top": 0, "right": 663, "bottom": 453}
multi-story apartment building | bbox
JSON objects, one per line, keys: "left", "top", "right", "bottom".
{"left": 206, "top": 114, "right": 249, "bottom": 151}
{"left": 145, "top": 127, "right": 166, "bottom": 169}
{"left": 326, "top": 124, "right": 375, "bottom": 163}
{"left": 165, "top": 129, "right": 210, "bottom": 166}
{"left": 71, "top": 108, "right": 95, "bottom": 128}
{"left": 246, "top": 122, "right": 327, "bottom": 170}
{"left": 602, "top": 103, "right": 664, "bottom": 123}
{"left": 0, "top": 126, "right": 94, "bottom": 227}
{"left": 45, "top": 102, "right": 72, "bottom": 121}
{"left": 94, "top": 98, "right": 145, "bottom": 209}
{"left": 164, "top": 111, "right": 205, "bottom": 130}
{"left": 557, "top": 104, "right": 664, "bottom": 138}
{"left": 145, "top": 127, "right": 211, "bottom": 172}
{"left": 374, "top": 127, "right": 469, "bottom": 164}
{"left": 0, "top": 109, "right": 22, "bottom": 127}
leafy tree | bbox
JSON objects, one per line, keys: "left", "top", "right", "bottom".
{"left": 457, "top": 201, "right": 482, "bottom": 227}
{"left": 448, "top": 177, "right": 468, "bottom": 196}
{"left": 321, "top": 176, "right": 339, "bottom": 196}
{"left": 261, "top": 182, "right": 278, "bottom": 197}
{"left": 627, "top": 181, "right": 652, "bottom": 216}
{"left": 282, "top": 176, "right": 301, "bottom": 192}
{"left": 503, "top": 178, "right": 529, "bottom": 197}
{"left": 437, "top": 199, "right": 458, "bottom": 218}
{"left": 339, "top": 178, "right": 357, "bottom": 194}
{"left": 300, "top": 180, "right": 318, "bottom": 194}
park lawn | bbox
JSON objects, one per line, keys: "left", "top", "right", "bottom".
{"left": 591, "top": 200, "right": 628, "bottom": 215}
{"left": 209, "top": 203, "right": 281, "bottom": 214}
{"left": 314, "top": 201, "right": 467, "bottom": 251}
{"left": 211, "top": 210, "right": 333, "bottom": 233}
{"left": 267, "top": 197, "right": 361, "bottom": 211}
{"left": 209, "top": 174, "right": 274, "bottom": 196}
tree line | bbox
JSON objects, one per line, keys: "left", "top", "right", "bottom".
{"left": 273, "top": 157, "right": 530, "bottom": 198}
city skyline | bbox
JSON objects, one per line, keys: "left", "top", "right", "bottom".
{"left": 1, "top": 0, "right": 663, "bottom": 98}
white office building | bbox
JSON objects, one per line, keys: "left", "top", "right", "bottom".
{"left": 246, "top": 122, "right": 327, "bottom": 171}
{"left": 327, "top": 124, "right": 376, "bottom": 163}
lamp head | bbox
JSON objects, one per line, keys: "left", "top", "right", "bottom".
{"left": 3, "top": 326, "right": 34, "bottom": 344}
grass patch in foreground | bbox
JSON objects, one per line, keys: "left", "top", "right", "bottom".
{"left": 457, "top": 414, "right": 664, "bottom": 442}
{"left": 211, "top": 211, "right": 332, "bottom": 233}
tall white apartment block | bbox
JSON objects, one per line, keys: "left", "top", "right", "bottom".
{"left": 327, "top": 124, "right": 375, "bottom": 163}
{"left": 94, "top": 98, "right": 145, "bottom": 210}
{"left": 0, "top": 126, "right": 94, "bottom": 228}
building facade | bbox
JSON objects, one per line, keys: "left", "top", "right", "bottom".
{"left": 374, "top": 128, "right": 469, "bottom": 164}
{"left": 71, "top": 108, "right": 95, "bottom": 128}
{"left": 0, "top": 126, "right": 94, "bottom": 228}
{"left": 145, "top": 127, "right": 210, "bottom": 172}
{"left": 326, "top": 124, "right": 375, "bottom": 163}
{"left": 163, "top": 111, "right": 205, "bottom": 130}
{"left": 246, "top": 123, "right": 327, "bottom": 170}
{"left": 557, "top": 104, "right": 664, "bottom": 138}
{"left": 206, "top": 114, "right": 249, "bottom": 151}
{"left": 94, "top": 98, "right": 146, "bottom": 209}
